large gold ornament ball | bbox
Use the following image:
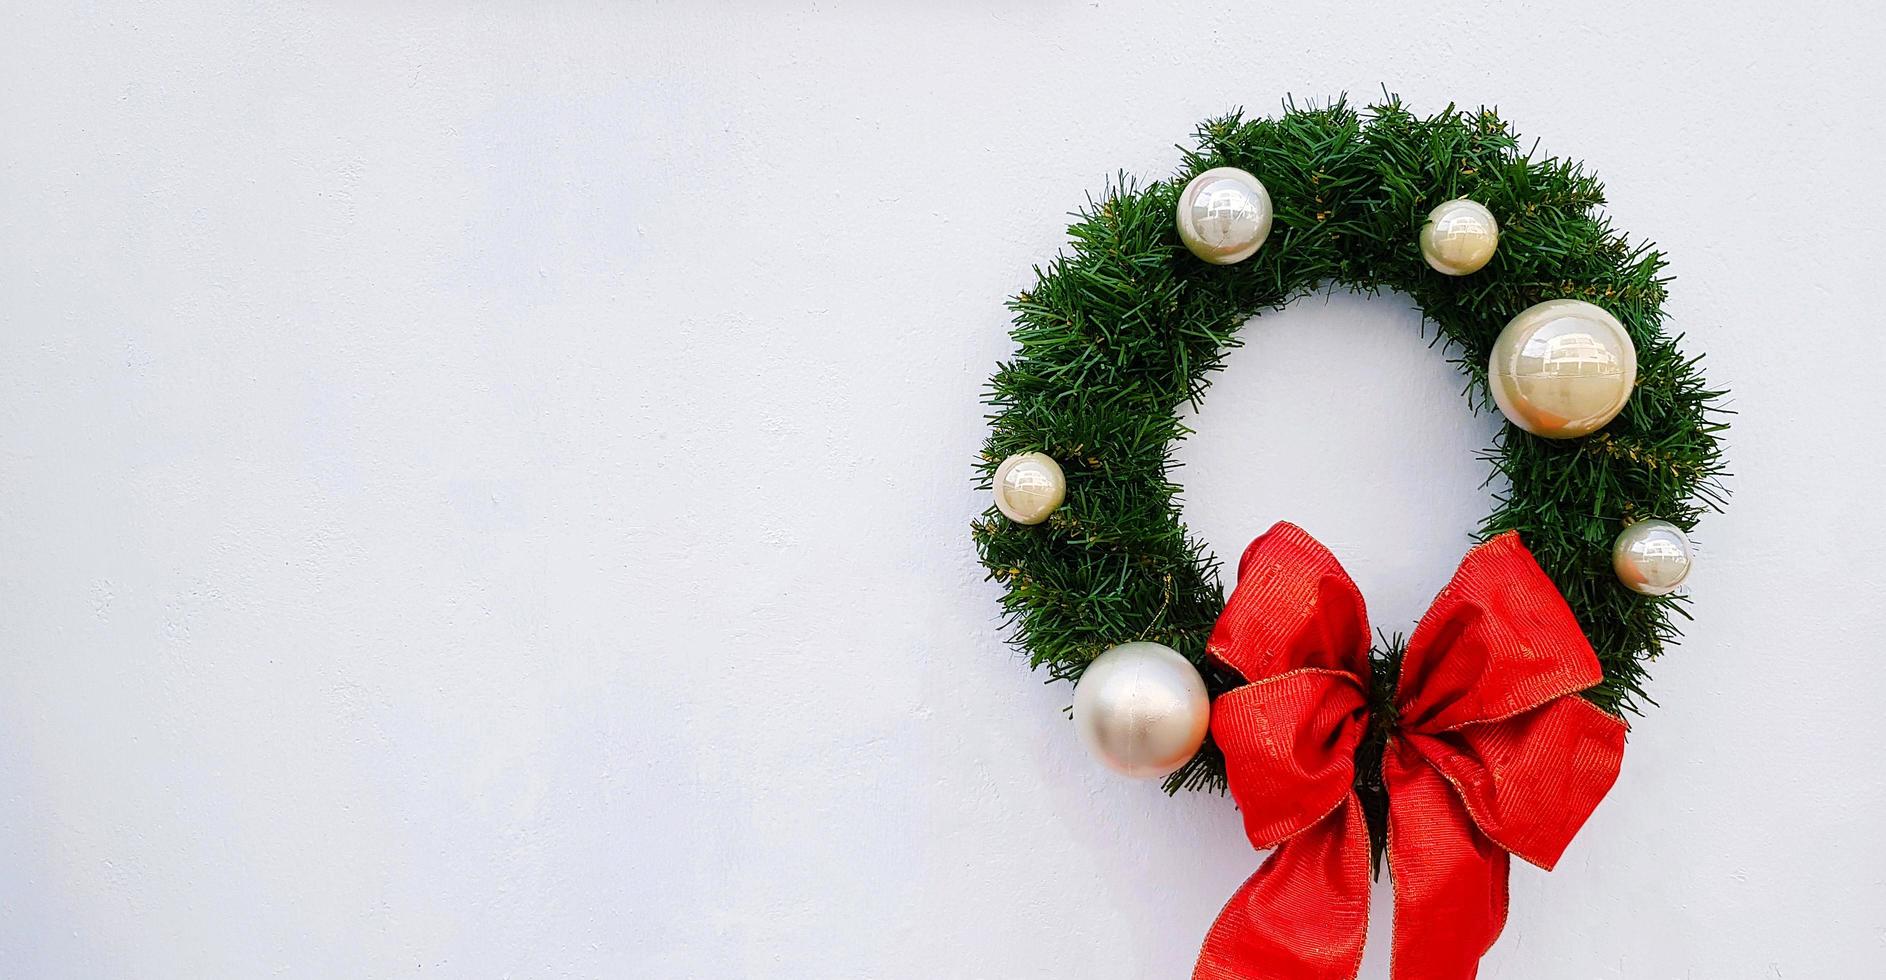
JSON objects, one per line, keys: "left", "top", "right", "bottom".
{"left": 992, "top": 452, "right": 1066, "bottom": 525}
{"left": 1072, "top": 642, "right": 1210, "bottom": 780}
{"left": 1488, "top": 299, "right": 1638, "bottom": 439}
{"left": 1419, "top": 198, "right": 1500, "bottom": 275}
{"left": 1175, "top": 167, "right": 1273, "bottom": 265}
{"left": 1612, "top": 519, "right": 1695, "bottom": 596}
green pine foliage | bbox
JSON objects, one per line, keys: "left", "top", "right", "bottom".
{"left": 972, "top": 96, "right": 1729, "bottom": 806}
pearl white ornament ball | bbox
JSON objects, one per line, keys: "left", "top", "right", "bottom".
{"left": 1073, "top": 641, "right": 1211, "bottom": 779}
{"left": 992, "top": 452, "right": 1066, "bottom": 525}
{"left": 1419, "top": 198, "right": 1500, "bottom": 275}
{"left": 1488, "top": 299, "right": 1638, "bottom": 439}
{"left": 1175, "top": 167, "right": 1273, "bottom": 264}
{"left": 1612, "top": 519, "right": 1694, "bottom": 595}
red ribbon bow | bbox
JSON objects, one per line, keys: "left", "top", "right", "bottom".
{"left": 1194, "top": 523, "right": 1626, "bottom": 980}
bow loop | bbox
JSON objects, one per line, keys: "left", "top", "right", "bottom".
{"left": 1211, "top": 669, "right": 1368, "bottom": 850}
{"left": 1399, "top": 697, "right": 1627, "bottom": 870}
{"left": 1395, "top": 532, "right": 1605, "bottom": 733}
{"left": 1208, "top": 522, "right": 1372, "bottom": 685}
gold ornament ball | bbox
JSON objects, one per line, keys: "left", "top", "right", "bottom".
{"left": 1072, "top": 642, "right": 1211, "bottom": 780}
{"left": 1612, "top": 519, "right": 1695, "bottom": 596}
{"left": 1175, "top": 167, "right": 1273, "bottom": 265}
{"left": 992, "top": 452, "right": 1066, "bottom": 525}
{"left": 1488, "top": 299, "right": 1638, "bottom": 439}
{"left": 1419, "top": 198, "right": 1500, "bottom": 275}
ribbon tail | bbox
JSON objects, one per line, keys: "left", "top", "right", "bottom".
{"left": 1195, "top": 796, "right": 1371, "bottom": 980}
{"left": 1385, "top": 739, "right": 1509, "bottom": 980}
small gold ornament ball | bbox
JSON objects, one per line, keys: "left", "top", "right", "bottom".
{"left": 991, "top": 452, "right": 1066, "bottom": 525}
{"left": 1073, "top": 642, "right": 1211, "bottom": 779}
{"left": 1175, "top": 167, "right": 1273, "bottom": 265}
{"left": 1612, "top": 519, "right": 1695, "bottom": 596}
{"left": 1488, "top": 299, "right": 1638, "bottom": 439}
{"left": 1419, "top": 198, "right": 1500, "bottom": 275}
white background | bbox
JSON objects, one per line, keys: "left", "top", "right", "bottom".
{"left": 4, "top": 2, "right": 1884, "bottom": 977}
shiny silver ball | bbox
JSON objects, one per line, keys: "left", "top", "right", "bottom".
{"left": 1419, "top": 198, "right": 1500, "bottom": 275}
{"left": 1175, "top": 167, "right": 1273, "bottom": 265}
{"left": 992, "top": 452, "right": 1066, "bottom": 525}
{"left": 1073, "top": 641, "right": 1210, "bottom": 779}
{"left": 1488, "top": 299, "right": 1638, "bottom": 439}
{"left": 1613, "top": 519, "right": 1695, "bottom": 596}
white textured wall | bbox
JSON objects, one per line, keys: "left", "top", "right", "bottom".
{"left": 4, "top": 2, "right": 1883, "bottom": 977}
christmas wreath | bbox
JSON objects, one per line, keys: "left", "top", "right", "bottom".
{"left": 971, "top": 97, "right": 1727, "bottom": 979}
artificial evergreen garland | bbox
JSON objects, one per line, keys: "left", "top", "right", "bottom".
{"left": 971, "top": 95, "right": 1728, "bottom": 828}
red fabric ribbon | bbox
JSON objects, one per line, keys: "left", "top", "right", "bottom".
{"left": 1193, "top": 523, "right": 1626, "bottom": 980}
